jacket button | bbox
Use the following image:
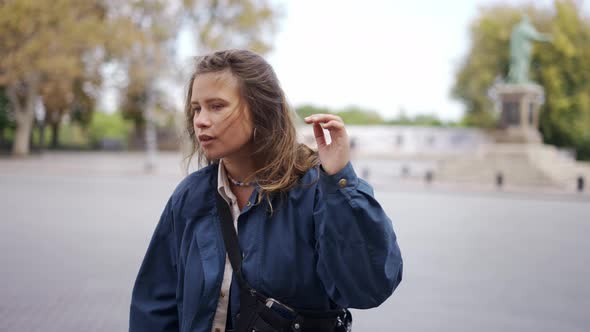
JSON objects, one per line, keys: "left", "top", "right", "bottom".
{"left": 338, "top": 178, "right": 347, "bottom": 188}
{"left": 220, "top": 291, "right": 225, "bottom": 298}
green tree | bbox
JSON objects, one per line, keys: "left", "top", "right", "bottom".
{"left": 453, "top": 1, "right": 590, "bottom": 160}
{"left": 70, "top": 77, "right": 98, "bottom": 129}
{"left": 411, "top": 114, "right": 444, "bottom": 126}
{"left": 117, "top": 0, "right": 178, "bottom": 139}
{"left": 336, "top": 106, "right": 384, "bottom": 125}
{"left": 182, "top": 0, "right": 279, "bottom": 54}
{"left": 0, "top": 0, "right": 279, "bottom": 156}
{"left": 87, "top": 111, "right": 132, "bottom": 147}
{"left": 294, "top": 104, "right": 334, "bottom": 119}
{"left": 295, "top": 104, "right": 385, "bottom": 125}
{"left": 386, "top": 112, "right": 448, "bottom": 127}
{"left": 120, "top": 0, "right": 280, "bottom": 138}
{"left": 0, "top": 87, "right": 13, "bottom": 146}
{"left": 536, "top": 1, "right": 590, "bottom": 159}
{"left": 0, "top": 0, "right": 139, "bottom": 156}
{"left": 40, "top": 55, "right": 103, "bottom": 149}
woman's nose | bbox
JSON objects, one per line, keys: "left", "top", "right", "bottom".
{"left": 194, "top": 111, "right": 210, "bottom": 128}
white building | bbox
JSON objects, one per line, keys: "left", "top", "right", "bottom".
{"left": 298, "top": 125, "right": 492, "bottom": 158}
{"left": 298, "top": 125, "right": 589, "bottom": 189}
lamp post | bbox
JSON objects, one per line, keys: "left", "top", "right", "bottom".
{"left": 144, "top": 52, "right": 158, "bottom": 173}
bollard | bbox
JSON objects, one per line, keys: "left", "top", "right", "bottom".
{"left": 349, "top": 138, "right": 357, "bottom": 151}
{"left": 425, "top": 171, "right": 433, "bottom": 184}
{"left": 401, "top": 166, "right": 409, "bottom": 177}
{"left": 496, "top": 172, "right": 504, "bottom": 189}
{"left": 362, "top": 167, "right": 370, "bottom": 180}
{"left": 577, "top": 176, "right": 585, "bottom": 193}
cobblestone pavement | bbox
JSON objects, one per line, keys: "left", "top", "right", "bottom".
{"left": 1, "top": 152, "right": 589, "bottom": 331}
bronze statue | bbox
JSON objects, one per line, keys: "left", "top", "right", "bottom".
{"left": 507, "top": 15, "right": 551, "bottom": 84}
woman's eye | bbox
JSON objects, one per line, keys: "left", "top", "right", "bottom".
{"left": 211, "top": 104, "right": 224, "bottom": 111}
{"left": 192, "top": 106, "right": 201, "bottom": 113}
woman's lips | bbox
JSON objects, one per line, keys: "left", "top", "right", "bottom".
{"left": 198, "top": 135, "right": 215, "bottom": 146}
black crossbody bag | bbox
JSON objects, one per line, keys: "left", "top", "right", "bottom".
{"left": 216, "top": 192, "right": 352, "bottom": 332}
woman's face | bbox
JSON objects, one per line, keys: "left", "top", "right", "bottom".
{"left": 191, "top": 70, "right": 254, "bottom": 160}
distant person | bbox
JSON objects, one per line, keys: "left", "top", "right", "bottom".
{"left": 129, "top": 49, "right": 403, "bottom": 332}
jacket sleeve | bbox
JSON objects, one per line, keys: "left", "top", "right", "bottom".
{"left": 129, "top": 198, "right": 179, "bottom": 331}
{"left": 314, "top": 162, "right": 403, "bottom": 309}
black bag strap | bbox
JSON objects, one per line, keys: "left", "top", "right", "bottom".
{"left": 215, "top": 192, "right": 252, "bottom": 291}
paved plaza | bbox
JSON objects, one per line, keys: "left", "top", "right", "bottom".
{"left": 0, "top": 152, "right": 589, "bottom": 331}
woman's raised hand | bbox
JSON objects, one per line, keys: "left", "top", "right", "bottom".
{"left": 304, "top": 114, "right": 350, "bottom": 175}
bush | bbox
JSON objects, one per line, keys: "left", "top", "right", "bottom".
{"left": 0, "top": 88, "right": 14, "bottom": 130}
{"left": 87, "top": 111, "right": 132, "bottom": 148}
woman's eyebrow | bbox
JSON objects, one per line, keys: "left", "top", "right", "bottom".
{"left": 205, "top": 98, "right": 227, "bottom": 103}
{"left": 191, "top": 98, "right": 227, "bottom": 104}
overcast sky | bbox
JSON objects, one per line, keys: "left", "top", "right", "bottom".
{"left": 169, "top": 0, "right": 590, "bottom": 121}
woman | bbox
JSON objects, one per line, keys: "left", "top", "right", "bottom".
{"left": 129, "top": 49, "right": 403, "bottom": 332}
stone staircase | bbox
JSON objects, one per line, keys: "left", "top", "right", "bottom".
{"left": 437, "top": 143, "right": 590, "bottom": 189}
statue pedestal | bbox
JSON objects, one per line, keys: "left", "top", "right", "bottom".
{"left": 490, "top": 83, "right": 544, "bottom": 144}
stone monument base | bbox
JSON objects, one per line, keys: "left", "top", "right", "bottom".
{"left": 491, "top": 83, "right": 544, "bottom": 144}
{"left": 489, "top": 127, "right": 543, "bottom": 144}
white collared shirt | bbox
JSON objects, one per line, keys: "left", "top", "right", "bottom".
{"left": 211, "top": 160, "right": 240, "bottom": 332}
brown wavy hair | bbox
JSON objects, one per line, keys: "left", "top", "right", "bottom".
{"left": 183, "top": 49, "right": 319, "bottom": 203}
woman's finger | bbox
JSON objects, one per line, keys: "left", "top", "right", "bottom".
{"left": 321, "top": 119, "right": 345, "bottom": 131}
{"left": 312, "top": 122, "right": 327, "bottom": 147}
{"left": 304, "top": 114, "right": 343, "bottom": 124}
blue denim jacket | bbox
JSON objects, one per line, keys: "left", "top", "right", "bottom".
{"left": 129, "top": 162, "right": 403, "bottom": 332}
